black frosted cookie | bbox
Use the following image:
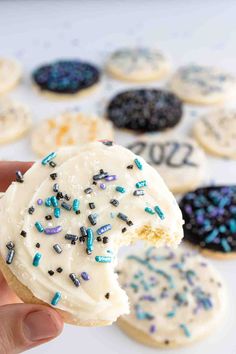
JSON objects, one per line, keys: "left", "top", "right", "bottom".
{"left": 106, "top": 89, "right": 183, "bottom": 132}
{"left": 180, "top": 186, "right": 236, "bottom": 258}
{"left": 32, "top": 60, "right": 100, "bottom": 95}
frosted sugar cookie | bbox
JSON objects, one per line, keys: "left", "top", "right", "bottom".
{"left": 32, "top": 60, "right": 100, "bottom": 99}
{"left": 31, "top": 111, "right": 114, "bottom": 156}
{"left": 118, "top": 246, "right": 226, "bottom": 348}
{"left": 169, "top": 64, "right": 236, "bottom": 104}
{"left": 180, "top": 186, "right": 236, "bottom": 259}
{"left": 0, "top": 58, "right": 21, "bottom": 95}
{"left": 193, "top": 110, "right": 236, "bottom": 159}
{"left": 127, "top": 135, "right": 206, "bottom": 194}
{"left": 107, "top": 89, "right": 183, "bottom": 133}
{"left": 106, "top": 48, "right": 170, "bottom": 82}
{"left": 0, "top": 142, "right": 183, "bottom": 326}
{"left": 0, "top": 99, "right": 32, "bottom": 144}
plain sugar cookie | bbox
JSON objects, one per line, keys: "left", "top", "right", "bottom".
{"left": 127, "top": 135, "right": 206, "bottom": 194}
{"left": 169, "top": 64, "right": 236, "bottom": 104}
{"left": 106, "top": 47, "right": 170, "bottom": 82}
{"left": 31, "top": 111, "right": 114, "bottom": 156}
{"left": 180, "top": 186, "right": 236, "bottom": 259}
{"left": 117, "top": 246, "right": 226, "bottom": 348}
{"left": 193, "top": 110, "right": 236, "bottom": 159}
{"left": 0, "top": 142, "right": 183, "bottom": 326}
{"left": 0, "top": 58, "right": 21, "bottom": 95}
{"left": 0, "top": 99, "right": 32, "bottom": 144}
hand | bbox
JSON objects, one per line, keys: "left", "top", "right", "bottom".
{"left": 0, "top": 162, "right": 64, "bottom": 353}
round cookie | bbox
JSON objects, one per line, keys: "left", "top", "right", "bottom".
{"left": 32, "top": 60, "right": 100, "bottom": 98}
{"left": 0, "top": 142, "right": 183, "bottom": 326}
{"left": 31, "top": 111, "right": 114, "bottom": 156}
{"left": 127, "top": 135, "right": 206, "bottom": 194}
{"left": 193, "top": 110, "right": 236, "bottom": 159}
{"left": 169, "top": 64, "right": 236, "bottom": 105}
{"left": 106, "top": 47, "right": 170, "bottom": 82}
{"left": 0, "top": 58, "right": 21, "bottom": 95}
{"left": 180, "top": 186, "right": 236, "bottom": 259}
{"left": 117, "top": 246, "right": 226, "bottom": 348}
{"left": 107, "top": 89, "right": 183, "bottom": 133}
{"left": 0, "top": 99, "right": 32, "bottom": 144}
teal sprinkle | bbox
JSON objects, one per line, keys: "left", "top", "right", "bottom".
{"left": 229, "top": 219, "right": 236, "bottom": 233}
{"left": 130, "top": 283, "right": 139, "bottom": 291}
{"left": 140, "top": 279, "right": 150, "bottom": 291}
{"left": 87, "top": 228, "right": 94, "bottom": 253}
{"left": 154, "top": 205, "right": 165, "bottom": 220}
{"left": 54, "top": 207, "right": 60, "bottom": 218}
{"left": 95, "top": 256, "right": 112, "bottom": 263}
{"left": 73, "top": 199, "right": 80, "bottom": 212}
{"left": 45, "top": 197, "right": 52, "bottom": 207}
{"left": 134, "top": 158, "right": 143, "bottom": 170}
{"left": 219, "top": 225, "right": 226, "bottom": 233}
{"left": 51, "top": 291, "right": 61, "bottom": 306}
{"left": 219, "top": 197, "right": 229, "bottom": 208}
{"left": 180, "top": 323, "right": 191, "bottom": 338}
{"left": 51, "top": 196, "right": 58, "bottom": 207}
{"left": 110, "top": 212, "right": 115, "bottom": 218}
{"left": 135, "top": 180, "right": 147, "bottom": 188}
{"left": 106, "top": 249, "right": 113, "bottom": 254}
{"left": 166, "top": 310, "right": 176, "bottom": 318}
{"left": 41, "top": 152, "right": 57, "bottom": 165}
{"left": 205, "top": 229, "right": 218, "bottom": 243}
{"left": 35, "top": 221, "right": 44, "bottom": 233}
{"left": 33, "top": 252, "right": 42, "bottom": 267}
{"left": 145, "top": 207, "right": 155, "bottom": 215}
{"left": 221, "top": 238, "right": 231, "bottom": 252}
{"left": 116, "top": 186, "right": 126, "bottom": 193}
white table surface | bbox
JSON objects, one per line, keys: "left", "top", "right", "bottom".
{"left": 1, "top": 1, "right": 236, "bottom": 353}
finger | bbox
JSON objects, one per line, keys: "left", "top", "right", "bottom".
{"left": 0, "top": 303, "right": 63, "bottom": 353}
{"left": 0, "top": 271, "right": 21, "bottom": 305}
{"left": 0, "top": 162, "right": 33, "bottom": 192}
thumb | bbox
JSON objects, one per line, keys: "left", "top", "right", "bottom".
{"left": 0, "top": 303, "right": 63, "bottom": 353}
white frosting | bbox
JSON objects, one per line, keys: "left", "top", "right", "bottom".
{"left": 0, "top": 99, "right": 32, "bottom": 144}
{"left": 31, "top": 112, "right": 114, "bottom": 156}
{"left": 169, "top": 64, "right": 236, "bottom": 104}
{"left": 194, "top": 110, "right": 236, "bottom": 159}
{"left": 0, "top": 142, "right": 183, "bottom": 324}
{"left": 0, "top": 58, "right": 21, "bottom": 94}
{"left": 118, "top": 246, "right": 226, "bottom": 347}
{"left": 127, "top": 135, "right": 206, "bottom": 194}
{"left": 106, "top": 48, "right": 170, "bottom": 82}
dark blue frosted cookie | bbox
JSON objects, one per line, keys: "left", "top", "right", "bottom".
{"left": 32, "top": 60, "right": 100, "bottom": 96}
{"left": 180, "top": 186, "right": 236, "bottom": 258}
{"left": 106, "top": 89, "right": 183, "bottom": 132}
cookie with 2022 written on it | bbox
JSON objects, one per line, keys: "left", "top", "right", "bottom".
{"left": 127, "top": 135, "right": 206, "bottom": 194}
{"left": 31, "top": 111, "right": 114, "bottom": 156}
{"left": 180, "top": 186, "right": 236, "bottom": 259}
{"left": 193, "top": 110, "right": 236, "bottom": 159}
{"left": 32, "top": 60, "right": 100, "bottom": 99}
{"left": 0, "top": 58, "right": 22, "bottom": 95}
{"left": 117, "top": 246, "right": 226, "bottom": 348}
{"left": 106, "top": 47, "right": 170, "bottom": 82}
{"left": 0, "top": 99, "right": 32, "bottom": 144}
{"left": 0, "top": 142, "right": 183, "bottom": 326}
{"left": 169, "top": 64, "right": 236, "bottom": 105}
{"left": 107, "top": 89, "right": 183, "bottom": 133}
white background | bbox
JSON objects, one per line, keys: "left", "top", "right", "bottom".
{"left": 1, "top": 1, "right": 236, "bottom": 353}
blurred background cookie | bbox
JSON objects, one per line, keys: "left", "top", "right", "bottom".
{"left": 0, "top": 58, "right": 21, "bottom": 95}
{"left": 31, "top": 111, "right": 114, "bottom": 156}
{"left": 106, "top": 47, "right": 170, "bottom": 82}
{"left": 180, "top": 186, "right": 236, "bottom": 259}
{"left": 169, "top": 64, "right": 236, "bottom": 104}
{"left": 127, "top": 135, "right": 206, "bottom": 194}
{"left": 117, "top": 246, "right": 226, "bottom": 348}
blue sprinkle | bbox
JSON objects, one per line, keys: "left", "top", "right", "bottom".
{"left": 41, "top": 152, "right": 57, "bottom": 165}
{"left": 96, "top": 224, "right": 112, "bottom": 235}
{"left": 95, "top": 256, "right": 112, "bottom": 263}
{"left": 134, "top": 158, "right": 143, "bottom": 170}
{"left": 154, "top": 205, "right": 165, "bottom": 220}
{"left": 35, "top": 221, "right": 44, "bottom": 233}
{"left": 81, "top": 272, "right": 90, "bottom": 281}
{"left": 33, "top": 252, "right": 42, "bottom": 267}
{"left": 51, "top": 291, "right": 61, "bottom": 306}
{"left": 221, "top": 238, "right": 231, "bottom": 252}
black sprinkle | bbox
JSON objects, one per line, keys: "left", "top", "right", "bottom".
{"left": 28, "top": 206, "right": 35, "bottom": 215}
{"left": 80, "top": 226, "right": 87, "bottom": 237}
{"left": 61, "top": 201, "right": 72, "bottom": 211}
{"left": 50, "top": 173, "right": 57, "bottom": 180}
{"left": 76, "top": 210, "right": 81, "bottom": 214}
{"left": 88, "top": 214, "right": 97, "bottom": 226}
{"left": 57, "top": 267, "right": 63, "bottom": 273}
{"left": 53, "top": 183, "right": 59, "bottom": 192}
{"left": 6, "top": 249, "right": 15, "bottom": 264}
{"left": 127, "top": 220, "right": 133, "bottom": 226}
{"left": 102, "top": 140, "right": 113, "bottom": 146}
{"left": 69, "top": 273, "right": 80, "bottom": 287}
{"left": 93, "top": 172, "right": 108, "bottom": 181}
{"left": 45, "top": 215, "right": 52, "bottom": 220}
{"left": 65, "top": 234, "right": 78, "bottom": 242}
{"left": 64, "top": 194, "right": 70, "bottom": 201}
{"left": 20, "top": 230, "right": 27, "bottom": 237}
{"left": 92, "top": 181, "right": 97, "bottom": 186}
{"left": 133, "top": 190, "right": 144, "bottom": 196}
{"left": 110, "top": 199, "right": 119, "bottom": 207}
{"left": 56, "top": 192, "right": 64, "bottom": 200}
{"left": 35, "top": 243, "right": 40, "bottom": 248}
{"left": 89, "top": 202, "right": 95, "bottom": 209}
{"left": 103, "top": 237, "right": 109, "bottom": 244}
{"left": 79, "top": 236, "right": 85, "bottom": 243}
{"left": 6, "top": 241, "right": 15, "bottom": 250}
{"left": 16, "top": 170, "right": 24, "bottom": 183}
{"left": 105, "top": 292, "right": 110, "bottom": 299}
{"left": 164, "top": 340, "right": 170, "bottom": 345}
{"left": 122, "top": 227, "right": 127, "bottom": 233}
{"left": 48, "top": 270, "right": 54, "bottom": 276}
{"left": 49, "top": 161, "right": 56, "bottom": 168}
{"left": 84, "top": 187, "right": 93, "bottom": 194}
{"left": 127, "top": 165, "right": 133, "bottom": 169}
{"left": 117, "top": 212, "right": 128, "bottom": 222}
{"left": 97, "top": 236, "right": 102, "bottom": 242}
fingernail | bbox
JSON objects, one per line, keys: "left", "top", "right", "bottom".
{"left": 23, "top": 310, "right": 61, "bottom": 341}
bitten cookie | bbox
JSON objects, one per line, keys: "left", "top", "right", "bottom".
{"left": 0, "top": 99, "right": 32, "bottom": 144}
{"left": 127, "top": 135, "right": 206, "bottom": 194}
{"left": 169, "top": 64, "right": 236, "bottom": 105}
{"left": 0, "top": 58, "right": 21, "bottom": 95}
{"left": 117, "top": 246, "right": 226, "bottom": 348}
{"left": 31, "top": 111, "right": 114, "bottom": 156}
{"left": 32, "top": 60, "right": 100, "bottom": 98}
{"left": 0, "top": 142, "right": 183, "bottom": 326}
{"left": 107, "top": 89, "right": 183, "bottom": 133}
{"left": 180, "top": 186, "right": 236, "bottom": 259}
{"left": 193, "top": 110, "right": 236, "bottom": 159}
{"left": 106, "top": 47, "right": 170, "bottom": 82}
